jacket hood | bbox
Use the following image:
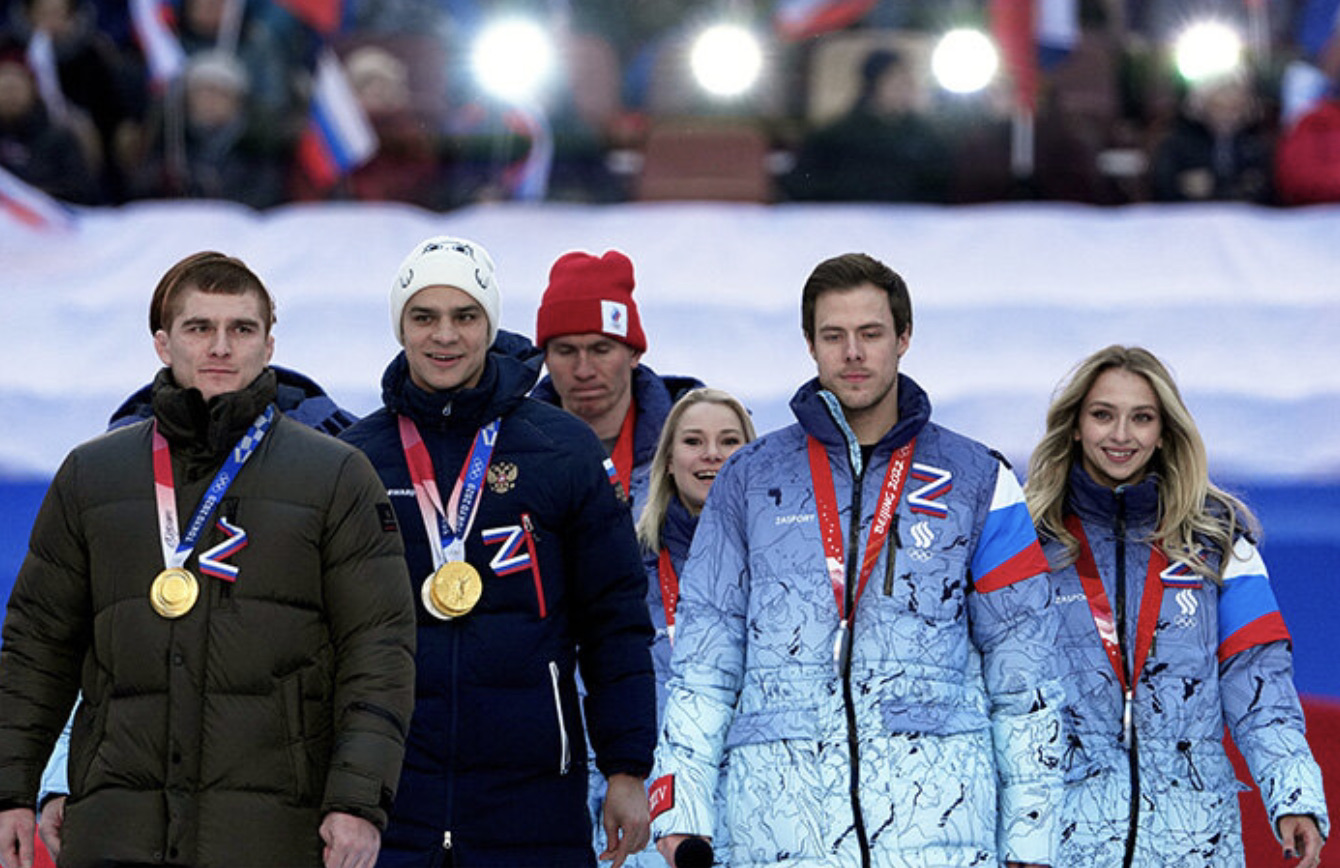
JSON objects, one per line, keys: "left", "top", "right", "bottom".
{"left": 110, "top": 364, "right": 357, "bottom": 436}
{"left": 1066, "top": 462, "right": 1162, "bottom": 529}
{"left": 661, "top": 495, "right": 699, "bottom": 562}
{"left": 149, "top": 366, "right": 278, "bottom": 472}
{"left": 532, "top": 362, "right": 704, "bottom": 464}
{"left": 380, "top": 328, "right": 540, "bottom": 430}
{"left": 789, "top": 373, "right": 931, "bottom": 473}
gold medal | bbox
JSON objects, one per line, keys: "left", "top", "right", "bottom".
{"left": 150, "top": 567, "right": 199, "bottom": 619}
{"left": 421, "top": 561, "right": 482, "bottom": 619}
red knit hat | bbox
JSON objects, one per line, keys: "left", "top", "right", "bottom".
{"left": 536, "top": 250, "right": 647, "bottom": 352}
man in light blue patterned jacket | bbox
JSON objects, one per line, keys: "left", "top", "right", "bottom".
{"left": 649, "top": 253, "right": 1065, "bottom": 868}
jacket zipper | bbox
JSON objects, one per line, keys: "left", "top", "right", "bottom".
{"left": 842, "top": 457, "right": 873, "bottom": 868}
{"left": 549, "top": 661, "right": 571, "bottom": 775}
{"left": 442, "top": 620, "right": 460, "bottom": 856}
{"left": 1115, "top": 493, "right": 1139, "bottom": 868}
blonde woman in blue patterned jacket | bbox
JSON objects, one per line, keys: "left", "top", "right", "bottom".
{"left": 1025, "top": 345, "right": 1327, "bottom": 868}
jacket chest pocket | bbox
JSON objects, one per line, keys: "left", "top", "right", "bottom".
{"left": 880, "top": 537, "right": 969, "bottom": 625}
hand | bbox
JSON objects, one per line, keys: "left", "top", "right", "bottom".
{"left": 1279, "top": 813, "right": 1324, "bottom": 868}
{"left": 0, "top": 808, "right": 35, "bottom": 868}
{"left": 319, "top": 811, "right": 380, "bottom": 868}
{"left": 599, "top": 773, "right": 650, "bottom": 867}
{"left": 37, "top": 798, "right": 64, "bottom": 860}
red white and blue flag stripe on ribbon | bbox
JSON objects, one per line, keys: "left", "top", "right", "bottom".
{"left": 1160, "top": 557, "right": 1203, "bottom": 588}
{"left": 989, "top": 0, "right": 1079, "bottom": 112}
{"left": 773, "top": 0, "right": 877, "bottom": 42}
{"left": 129, "top": 0, "right": 186, "bottom": 90}
{"left": 297, "top": 48, "right": 377, "bottom": 191}
{"left": 1218, "top": 537, "right": 1292, "bottom": 661}
{"left": 0, "top": 166, "right": 77, "bottom": 231}
{"left": 481, "top": 525, "right": 533, "bottom": 576}
{"left": 907, "top": 463, "right": 952, "bottom": 518}
{"left": 501, "top": 103, "right": 552, "bottom": 202}
{"left": 198, "top": 517, "right": 249, "bottom": 581}
{"left": 971, "top": 467, "right": 1050, "bottom": 593}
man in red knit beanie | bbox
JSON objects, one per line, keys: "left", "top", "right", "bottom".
{"left": 533, "top": 250, "right": 700, "bottom": 514}
{"left": 532, "top": 249, "right": 703, "bottom": 865}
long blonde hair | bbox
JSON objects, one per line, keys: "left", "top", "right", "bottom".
{"left": 1025, "top": 345, "right": 1258, "bottom": 580}
{"left": 635, "top": 388, "right": 757, "bottom": 552}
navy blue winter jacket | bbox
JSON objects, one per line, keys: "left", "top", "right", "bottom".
{"left": 340, "top": 334, "right": 656, "bottom": 867}
{"left": 532, "top": 363, "right": 702, "bottom": 517}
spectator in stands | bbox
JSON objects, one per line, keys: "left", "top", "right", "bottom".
{"left": 342, "top": 45, "right": 445, "bottom": 208}
{"left": 782, "top": 47, "right": 951, "bottom": 203}
{"left": 0, "top": 40, "right": 98, "bottom": 202}
{"left": 629, "top": 387, "right": 754, "bottom": 866}
{"left": 176, "top": 0, "right": 315, "bottom": 156}
{"left": 131, "top": 50, "right": 286, "bottom": 208}
{"left": 4, "top": 0, "right": 145, "bottom": 201}
{"left": 1149, "top": 73, "right": 1275, "bottom": 203}
{"left": 1275, "top": 80, "right": 1340, "bottom": 205}
{"left": 1025, "top": 345, "right": 1328, "bottom": 868}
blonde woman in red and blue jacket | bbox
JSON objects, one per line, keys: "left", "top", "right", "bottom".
{"left": 1025, "top": 345, "right": 1328, "bottom": 868}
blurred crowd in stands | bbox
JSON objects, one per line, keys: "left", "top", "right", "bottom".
{"left": 1, "top": 0, "right": 1338, "bottom": 210}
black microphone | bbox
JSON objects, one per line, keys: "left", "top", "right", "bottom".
{"left": 674, "top": 836, "right": 714, "bottom": 868}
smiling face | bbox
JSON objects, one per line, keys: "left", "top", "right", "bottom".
{"left": 668, "top": 401, "right": 749, "bottom": 515}
{"left": 400, "top": 285, "right": 490, "bottom": 393}
{"left": 808, "top": 283, "right": 910, "bottom": 444}
{"left": 153, "top": 287, "right": 274, "bottom": 401}
{"left": 1075, "top": 367, "right": 1164, "bottom": 489}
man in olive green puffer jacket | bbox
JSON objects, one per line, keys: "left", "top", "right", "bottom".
{"left": 0, "top": 251, "right": 416, "bottom": 868}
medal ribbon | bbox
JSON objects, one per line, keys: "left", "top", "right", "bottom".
{"left": 1065, "top": 514, "right": 1168, "bottom": 743}
{"left": 657, "top": 547, "right": 679, "bottom": 645}
{"left": 152, "top": 404, "right": 275, "bottom": 573}
{"left": 808, "top": 436, "right": 915, "bottom": 668}
{"left": 609, "top": 402, "right": 635, "bottom": 496}
{"left": 398, "top": 415, "right": 501, "bottom": 569}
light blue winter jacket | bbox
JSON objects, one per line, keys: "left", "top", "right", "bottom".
{"left": 651, "top": 376, "right": 1065, "bottom": 867}
{"left": 1050, "top": 466, "right": 1328, "bottom": 868}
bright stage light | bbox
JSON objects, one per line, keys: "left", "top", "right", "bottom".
{"left": 471, "top": 17, "right": 557, "bottom": 104}
{"left": 689, "top": 23, "right": 764, "bottom": 99}
{"left": 931, "top": 28, "right": 999, "bottom": 95}
{"left": 1174, "top": 20, "right": 1243, "bottom": 83}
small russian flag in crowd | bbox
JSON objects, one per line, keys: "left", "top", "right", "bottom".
{"left": 297, "top": 48, "right": 377, "bottom": 191}
{"left": 501, "top": 103, "right": 552, "bottom": 202}
{"left": 773, "top": 0, "right": 877, "bottom": 42}
{"left": 129, "top": 0, "right": 185, "bottom": 90}
{"left": 990, "top": 0, "right": 1079, "bottom": 112}
{"left": 0, "top": 166, "right": 77, "bottom": 231}
{"left": 1298, "top": 0, "right": 1340, "bottom": 58}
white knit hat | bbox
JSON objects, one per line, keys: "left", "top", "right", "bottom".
{"left": 390, "top": 236, "right": 500, "bottom": 346}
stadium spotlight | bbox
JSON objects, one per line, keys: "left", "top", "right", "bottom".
{"left": 690, "top": 23, "right": 764, "bottom": 99}
{"left": 471, "top": 17, "right": 557, "bottom": 104}
{"left": 931, "top": 28, "right": 999, "bottom": 95}
{"left": 1173, "top": 20, "right": 1243, "bottom": 83}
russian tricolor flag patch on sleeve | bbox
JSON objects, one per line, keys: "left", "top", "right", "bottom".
{"left": 1218, "top": 537, "right": 1291, "bottom": 661}
{"left": 972, "top": 467, "right": 1050, "bottom": 593}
